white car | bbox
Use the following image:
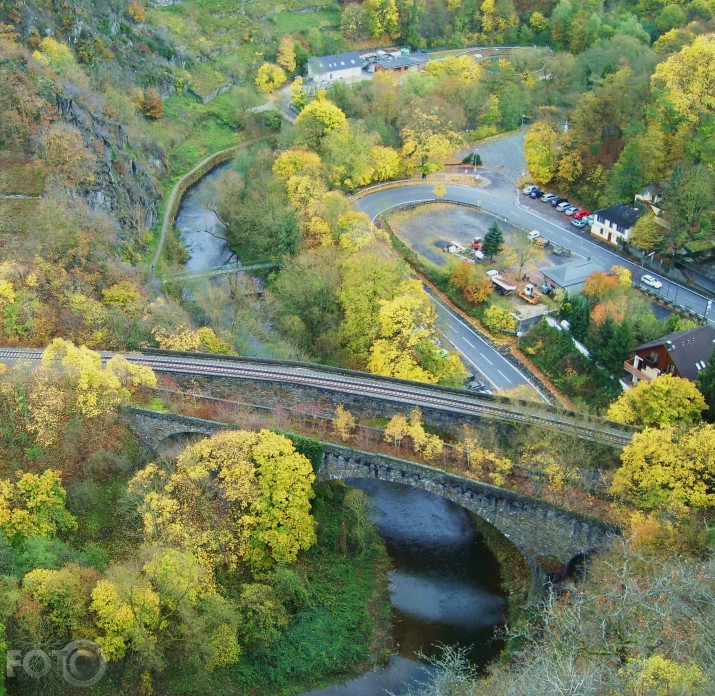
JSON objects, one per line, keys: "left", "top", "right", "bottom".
{"left": 640, "top": 274, "right": 663, "bottom": 290}
{"left": 523, "top": 185, "right": 539, "bottom": 194}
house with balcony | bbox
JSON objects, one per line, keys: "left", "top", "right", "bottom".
{"left": 590, "top": 204, "right": 644, "bottom": 245}
{"left": 623, "top": 325, "right": 715, "bottom": 388}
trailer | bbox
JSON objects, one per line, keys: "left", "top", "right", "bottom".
{"left": 491, "top": 275, "right": 517, "bottom": 295}
{"left": 527, "top": 230, "right": 550, "bottom": 247}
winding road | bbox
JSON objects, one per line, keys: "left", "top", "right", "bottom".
{"left": 0, "top": 348, "right": 634, "bottom": 447}
{"left": 356, "top": 184, "right": 715, "bottom": 325}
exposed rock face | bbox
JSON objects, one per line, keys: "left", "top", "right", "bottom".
{"left": 55, "top": 93, "right": 160, "bottom": 241}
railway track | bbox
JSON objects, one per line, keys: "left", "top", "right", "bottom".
{"left": 0, "top": 348, "right": 635, "bottom": 447}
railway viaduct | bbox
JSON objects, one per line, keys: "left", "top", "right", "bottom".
{"left": 125, "top": 406, "right": 620, "bottom": 599}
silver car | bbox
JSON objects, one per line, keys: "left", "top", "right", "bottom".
{"left": 641, "top": 274, "right": 663, "bottom": 289}
{"left": 556, "top": 201, "right": 571, "bottom": 212}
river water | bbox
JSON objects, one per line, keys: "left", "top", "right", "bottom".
{"left": 305, "top": 480, "right": 507, "bottom": 696}
{"left": 175, "top": 165, "right": 508, "bottom": 695}
{"left": 174, "top": 162, "right": 234, "bottom": 273}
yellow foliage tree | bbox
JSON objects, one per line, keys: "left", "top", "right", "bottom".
{"left": 255, "top": 62, "right": 287, "bottom": 94}
{"left": 0, "top": 469, "right": 77, "bottom": 545}
{"left": 32, "top": 37, "right": 75, "bottom": 71}
{"left": 133, "top": 430, "right": 316, "bottom": 575}
{"left": 39, "top": 339, "right": 156, "bottom": 421}
{"left": 620, "top": 655, "right": 705, "bottom": 696}
{"left": 272, "top": 148, "right": 322, "bottom": 182}
{"left": 370, "top": 145, "right": 402, "bottom": 181}
{"left": 332, "top": 404, "right": 356, "bottom": 441}
{"left": 295, "top": 94, "right": 348, "bottom": 150}
{"left": 42, "top": 124, "right": 96, "bottom": 186}
{"left": 276, "top": 35, "right": 296, "bottom": 74}
{"left": 606, "top": 374, "right": 707, "bottom": 428}
{"left": 383, "top": 412, "right": 409, "bottom": 449}
{"left": 651, "top": 34, "right": 715, "bottom": 123}
{"left": 612, "top": 424, "right": 715, "bottom": 511}
{"left": 524, "top": 121, "right": 559, "bottom": 185}
{"left": 482, "top": 305, "right": 517, "bottom": 334}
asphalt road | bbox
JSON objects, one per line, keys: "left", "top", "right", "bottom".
{"left": 426, "top": 287, "right": 545, "bottom": 397}
{"left": 356, "top": 184, "right": 715, "bottom": 326}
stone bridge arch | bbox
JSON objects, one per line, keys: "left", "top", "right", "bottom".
{"left": 317, "top": 445, "right": 619, "bottom": 599}
{"left": 123, "top": 408, "right": 619, "bottom": 598}
{"left": 123, "top": 407, "right": 229, "bottom": 451}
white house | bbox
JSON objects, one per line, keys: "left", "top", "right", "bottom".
{"left": 590, "top": 204, "right": 644, "bottom": 245}
{"left": 306, "top": 51, "right": 364, "bottom": 88}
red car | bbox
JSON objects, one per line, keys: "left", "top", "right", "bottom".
{"left": 573, "top": 209, "right": 592, "bottom": 219}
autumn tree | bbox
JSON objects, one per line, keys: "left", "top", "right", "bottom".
{"left": 42, "top": 124, "right": 96, "bottom": 187}
{"left": 255, "top": 62, "right": 287, "bottom": 94}
{"left": 612, "top": 425, "right": 715, "bottom": 511}
{"left": 276, "top": 36, "right": 296, "bottom": 74}
{"left": 339, "top": 245, "right": 407, "bottom": 367}
{"left": 449, "top": 261, "right": 492, "bottom": 305}
{"left": 142, "top": 88, "right": 163, "bottom": 119}
{"left": 401, "top": 109, "right": 462, "bottom": 176}
{"left": 524, "top": 121, "right": 559, "bottom": 185}
{"left": 607, "top": 374, "right": 707, "bottom": 428}
{"left": 383, "top": 412, "right": 409, "bottom": 450}
{"left": 504, "top": 232, "right": 545, "bottom": 280}
{"left": 132, "top": 430, "right": 316, "bottom": 575}
{"left": 0, "top": 469, "right": 77, "bottom": 545}
{"left": 583, "top": 271, "right": 621, "bottom": 301}
{"left": 651, "top": 34, "right": 715, "bottom": 125}
{"left": 127, "top": 0, "right": 146, "bottom": 22}
{"left": 630, "top": 213, "right": 665, "bottom": 252}
{"left": 332, "top": 405, "right": 356, "bottom": 441}
{"left": 295, "top": 94, "right": 348, "bottom": 151}
{"left": 483, "top": 305, "right": 516, "bottom": 334}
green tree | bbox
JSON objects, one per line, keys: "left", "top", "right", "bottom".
{"left": 482, "top": 221, "right": 504, "bottom": 259}
{"left": 630, "top": 213, "right": 666, "bottom": 252}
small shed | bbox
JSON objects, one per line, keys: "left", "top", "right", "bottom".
{"left": 542, "top": 259, "right": 598, "bottom": 294}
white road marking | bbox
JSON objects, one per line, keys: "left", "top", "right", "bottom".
{"left": 497, "top": 369, "right": 512, "bottom": 383}
{"left": 463, "top": 338, "right": 476, "bottom": 349}
{"left": 480, "top": 353, "right": 493, "bottom": 366}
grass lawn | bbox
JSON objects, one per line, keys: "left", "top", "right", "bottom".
{"left": 272, "top": 7, "right": 341, "bottom": 33}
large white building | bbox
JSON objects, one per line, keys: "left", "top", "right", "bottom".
{"left": 590, "top": 204, "right": 644, "bottom": 245}
{"left": 306, "top": 51, "right": 364, "bottom": 88}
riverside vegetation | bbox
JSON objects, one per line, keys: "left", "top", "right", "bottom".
{"left": 1, "top": 0, "right": 715, "bottom": 693}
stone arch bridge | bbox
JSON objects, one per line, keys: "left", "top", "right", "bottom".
{"left": 125, "top": 407, "right": 620, "bottom": 599}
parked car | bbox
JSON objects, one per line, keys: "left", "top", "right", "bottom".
{"left": 530, "top": 190, "right": 544, "bottom": 199}
{"left": 573, "top": 209, "right": 592, "bottom": 219}
{"left": 584, "top": 214, "right": 595, "bottom": 226}
{"left": 640, "top": 274, "right": 663, "bottom": 289}
{"left": 571, "top": 218, "right": 586, "bottom": 228}
{"left": 556, "top": 201, "right": 571, "bottom": 212}
{"left": 563, "top": 205, "right": 578, "bottom": 216}
{"left": 541, "top": 193, "right": 558, "bottom": 203}
{"left": 551, "top": 197, "right": 568, "bottom": 207}
{"left": 523, "top": 185, "right": 539, "bottom": 194}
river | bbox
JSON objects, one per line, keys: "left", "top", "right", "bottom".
{"left": 174, "top": 162, "right": 234, "bottom": 273}
{"left": 174, "top": 164, "right": 509, "bottom": 696}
